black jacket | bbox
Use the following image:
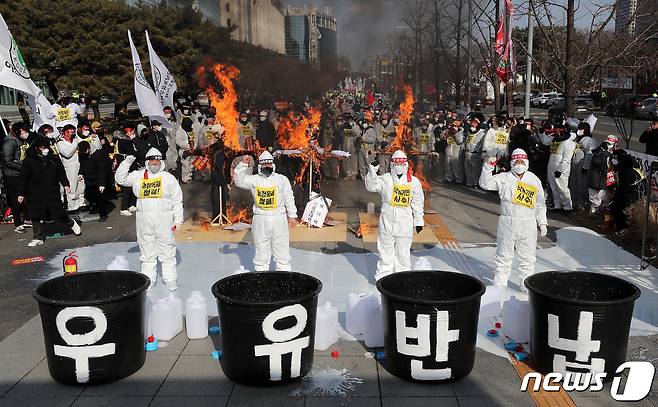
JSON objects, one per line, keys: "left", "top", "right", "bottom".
{"left": 146, "top": 129, "right": 169, "bottom": 157}
{"left": 614, "top": 154, "right": 643, "bottom": 203}
{"left": 79, "top": 149, "right": 110, "bottom": 187}
{"left": 211, "top": 147, "right": 227, "bottom": 186}
{"left": 117, "top": 138, "right": 145, "bottom": 171}
{"left": 2, "top": 136, "right": 28, "bottom": 178}
{"left": 589, "top": 146, "right": 611, "bottom": 190}
{"left": 256, "top": 120, "right": 277, "bottom": 150}
{"left": 20, "top": 146, "right": 69, "bottom": 220}
{"left": 639, "top": 128, "right": 658, "bottom": 156}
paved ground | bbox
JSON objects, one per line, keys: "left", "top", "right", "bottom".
{"left": 0, "top": 175, "right": 656, "bottom": 406}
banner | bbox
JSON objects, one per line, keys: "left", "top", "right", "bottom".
{"left": 0, "top": 13, "right": 40, "bottom": 97}
{"left": 127, "top": 30, "right": 166, "bottom": 124}
{"left": 145, "top": 31, "right": 177, "bottom": 112}
{"left": 626, "top": 149, "right": 658, "bottom": 199}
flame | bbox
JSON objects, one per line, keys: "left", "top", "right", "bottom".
{"left": 357, "top": 224, "right": 371, "bottom": 236}
{"left": 409, "top": 161, "right": 432, "bottom": 192}
{"left": 197, "top": 63, "right": 241, "bottom": 150}
{"left": 201, "top": 219, "right": 210, "bottom": 231}
{"left": 276, "top": 108, "right": 323, "bottom": 185}
{"left": 389, "top": 85, "right": 415, "bottom": 151}
{"left": 276, "top": 108, "right": 322, "bottom": 150}
{"left": 226, "top": 205, "right": 250, "bottom": 224}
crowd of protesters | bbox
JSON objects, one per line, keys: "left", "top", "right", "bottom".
{"left": 1, "top": 85, "right": 655, "bottom": 247}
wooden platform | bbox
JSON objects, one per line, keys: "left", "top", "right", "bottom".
{"left": 174, "top": 219, "right": 250, "bottom": 243}
{"left": 175, "top": 212, "right": 348, "bottom": 243}
{"left": 290, "top": 212, "right": 347, "bottom": 242}
{"left": 358, "top": 213, "right": 439, "bottom": 243}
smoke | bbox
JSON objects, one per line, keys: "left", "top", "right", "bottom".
{"left": 285, "top": 0, "right": 406, "bottom": 70}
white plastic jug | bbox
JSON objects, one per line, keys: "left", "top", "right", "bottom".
{"left": 345, "top": 292, "right": 370, "bottom": 339}
{"left": 168, "top": 293, "right": 184, "bottom": 335}
{"left": 480, "top": 285, "right": 502, "bottom": 319}
{"left": 366, "top": 202, "right": 376, "bottom": 214}
{"left": 314, "top": 302, "right": 339, "bottom": 351}
{"left": 363, "top": 292, "right": 385, "bottom": 348}
{"left": 185, "top": 291, "right": 209, "bottom": 340}
{"left": 144, "top": 295, "right": 153, "bottom": 340}
{"left": 502, "top": 296, "right": 530, "bottom": 343}
{"left": 152, "top": 298, "right": 181, "bottom": 341}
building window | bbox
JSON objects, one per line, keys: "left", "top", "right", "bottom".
{"left": 227, "top": 18, "right": 231, "bottom": 26}
{"left": 226, "top": 2, "right": 230, "bottom": 12}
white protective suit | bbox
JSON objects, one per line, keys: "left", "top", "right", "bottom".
{"left": 164, "top": 117, "right": 180, "bottom": 172}
{"left": 52, "top": 102, "right": 85, "bottom": 129}
{"left": 115, "top": 148, "right": 184, "bottom": 286}
{"left": 358, "top": 124, "right": 378, "bottom": 178}
{"left": 366, "top": 150, "right": 425, "bottom": 280}
{"left": 57, "top": 135, "right": 101, "bottom": 211}
{"left": 375, "top": 120, "right": 396, "bottom": 173}
{"left": 413, "top": 123, "right": 435, "bottom": 180}
{"left": 234, "top": 151, "right": 298, "bottom": 271}
{"left": 463, "top": 127, "right": 486, "bottom": 187}
{"left": 175, "top": 126, "right": 196, "bottom": 183}
{"left": 443, "top": 128, "right": 465, "bottom": 183}
{"left": 482, "top": 126, "right": 510, "bottom": 160}
{"left": 540, "top": 131, "right": 577, "bottom": 211}
{"left": 480, "top": 149, "right": 548, "bottom": 289}
{"left": 342, "top": 122, "right": 360, "bottom": 178}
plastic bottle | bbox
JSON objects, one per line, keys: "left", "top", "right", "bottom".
{"left": 363, "top": 291, "right": 385, "bottom": 348}
{"left": 185, "top": 291, "right": 209, "bottom": 340}
{"left": 152, "top": 298, "right": 176, "bottom": 341}
{"left": 366, "top": 202, "right": 375, "bottom": 214}
{"left": 168, "top": 293, "right": 184, "bottom": 336}
{"left": 502, "top": 296, "right": 530, "bottom": 343}
{"left": 144, "top": 295, "right": 153, "bottom": 340}
{"left": 345, "top": 292, "right": 369, "bottom": 339}
{"left": 314, "top": 302, "right": 339, "bottom": 350}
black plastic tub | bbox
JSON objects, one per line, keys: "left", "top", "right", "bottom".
{"left": 33, "top": 270, "right": 150, "bottom": 385}
{"left": 377, "top": 271, "right": 485, "bottom": 383}
{"left": 525, "top": 271, "right": 641, "bottom": 376}
{"left": 212, "top": 271, "right": 322, "bottom": 386}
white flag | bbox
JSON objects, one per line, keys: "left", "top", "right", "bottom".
{"left": 128, "top": 30, "right": 166, "bottom": 123}
{"left": 145, "top": 30, "right": 177, "bottom": 112}
{"left": 24, "top": 91, "right": 58, "bottom": 135}
{"left": 0, "top": 13, "right": 40, "bottom": 97}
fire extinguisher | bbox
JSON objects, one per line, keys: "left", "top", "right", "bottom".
{"left": 63, "top": 252, "right": 78, "bottom": 275}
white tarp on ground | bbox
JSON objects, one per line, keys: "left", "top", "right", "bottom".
{"left": 44, "top": 226, "right": 658, "bottom": 358}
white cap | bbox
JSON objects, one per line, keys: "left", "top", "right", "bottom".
{"left": 391, "top": 150, "right": 408, "bottom": 161}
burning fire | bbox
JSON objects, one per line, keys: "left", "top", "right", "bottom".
{"left": 357, "top": 224, "right": 371, "bottom": 236}
{"left": 388, "top": 84, "right": 415, "bottom": 152}
{"left": 226, "top": 205, "right": 250, "bottom": 224}
{"left": 276, "top": 108, "right": 322, "bottom": 150}
{"left": 197, "top": 63, "right": 241, "bottom": 150}
{"left": 276, "top": 108, "right": 323, "bottom": 185}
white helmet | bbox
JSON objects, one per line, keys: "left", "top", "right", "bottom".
{"left": 390, "top": 150, "right": 409, "bottom": 176}
{"left": 258, "top": 150, "right": 275, "bottom": 175}
{"left": 210, "top": 123, "right": 225, "bottom": 135}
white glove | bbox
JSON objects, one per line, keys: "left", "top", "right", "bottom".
{"left": 369, "top": 164, "right": 379, "bottom": 175}
{"left": 99, "top": 186, "right": 105, "bottom": 193}
{"left": 124, "top": 155, "right": 137, "bottom": 165}
{"left": 539, "top": 224, "right": 547, "bottom": 237}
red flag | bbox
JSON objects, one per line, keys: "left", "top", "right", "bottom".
{"left": 367, "top": 91, "right": 375, "bottom": 106}
{"left": 495, "top": 16, "right": 506, "bottom": 56}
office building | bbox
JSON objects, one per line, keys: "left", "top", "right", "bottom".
{"left": 222, "top": 0, "right": 286, "bottom": 54}
{"left": 285, "top": 5, "right": 337, "bottom": 70}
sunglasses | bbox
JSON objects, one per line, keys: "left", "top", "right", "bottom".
{"left": 391, "top": 158, "right": 408, "bottom": 164}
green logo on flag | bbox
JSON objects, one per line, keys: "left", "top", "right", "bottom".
{"left": 8, "top": 36, "right": 30, "bottom": 79}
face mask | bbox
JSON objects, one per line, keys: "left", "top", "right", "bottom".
{"left": 19, "top": 131, "right": 28, "bottom": 140}
{"left": 40, "top": 148, "right": 49, "bottom": 156}
{"left": 182, "top": 110, "right": 190, "bottom": 116}
{"left": 611, "top": 158, "right": 619, "bottom": 166}
{"left": 154, "top": 126, "right": 162, "bottom": 132}
{"left": 519, "top": 120, "right": 525, "bottom": 125}
{"left": 438, "top": 123, "right": 445, "bottom": 128}
{"left": 261, "top": 166, "right": 273, "bottom": 177}
{"left": 392, "top": 164, "right": 406, "bottom": 176}
{"left": 260, "top": 116, "right": 267, "bottom": 122}
{"left": 470, "top": 127, "right": 477, "bottom": 132}
{"left": 147, "top": 163, "right": 161, "bottom": 173}
{"left": 577, "top": 130, "right": 584, "bottom": 136}
{"left": 82, "top": 130, "right": 90, "bottom": 137}
{"left": 512, "top": 163, "right": 528, "bottom": 175}
{"left": 46, "top": 132, "right": 56, "bottom": 139}
{"left": 165, "top": 113, "right": 172, "bottom": 119}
